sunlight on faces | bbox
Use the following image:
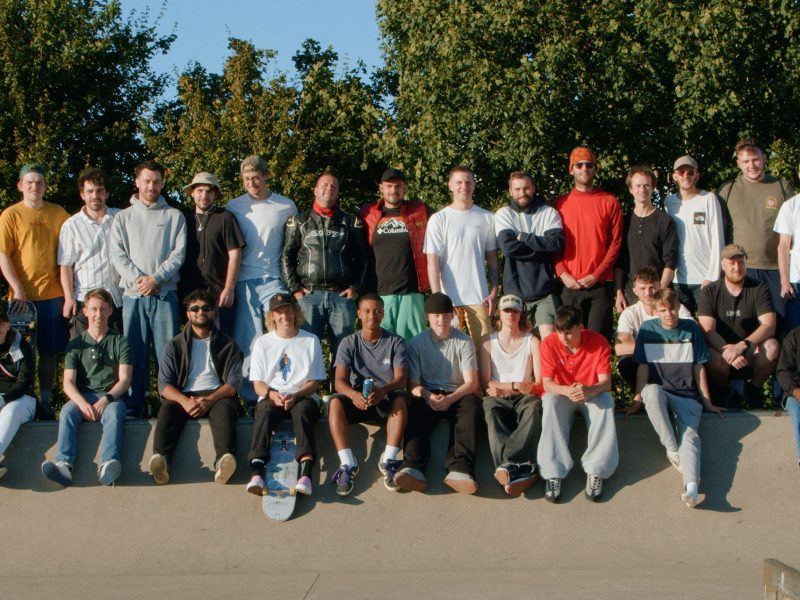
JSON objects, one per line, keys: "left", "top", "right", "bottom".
{"left": 17, "top": 172, "right": 46, "bottom": 203}
{"left": 722, "top": 256, "right": 746, "bottom": 284}
{"left": 736, "top": 149, "right": 765, "bottom": 183}
{"left": 628, "top": 173, "right": 654, "bottom": 205}
{"left": 633, "top": 279, "right": 660, "bottom": 307}
{"left": 186, "top": 302, "right": 214, "bottom": 328}
{"left": 135, "top": 168, "right": 163, "bottom": 204}
{"left": 556, "top": 324, "right": 582, "bottom": 350}
{"left": 357, "top": 299, "right": 384, "bottom": 330}
{"left": 427, "top": 311, "right": 452, "bottom": 338}
{"left": 499, "top": 307, "right": 521, "bottom": 329}
{"left": 80, "top": 181, "right": 108, "bottom": 212}
{"left": 242, "top": 170, "right": 267, "bottom": 198}
{"left": 673, "top": 166, "right": 699, "bottom": 191}
{"left": 379, "top": 178, "right": 406, "bottom": 207}
{"left": 271, "top": 305, "right": 296, "bottom": 332}
{"left": 508, "top": 176, "right": 534, "bottom": 208}
{"left": 654, "top": 301, "right": 679, "bottom": 329}
{"left": 83, "top": 296, "right": 112, "bottom": 328}
{"left": 571, "top": 161, "right": 595, "bottom": 187}
{"left": 448, "top": 170, "right": 476, "bottom": 202}
{"left": 314, "top": 174, "right": 339, "bottom": 208}
{"left": 191, "top": 184, "right": 218, "bottom": 212}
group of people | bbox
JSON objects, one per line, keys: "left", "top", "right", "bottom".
{"left": 0, "top": 137, "right": 798, "bottom": 510}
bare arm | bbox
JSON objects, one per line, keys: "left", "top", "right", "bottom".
{"left": 427, "top": 253, "right": 442, "bottom": 294}
{"left": 219, "top": 247, "right": 242, "bottom": 308}
{"left": 614, "top": 332, "right": 635, "bottom": 357}
{"left": 0, "top": 253, "right": 26, "bottom": 305}
{"left": 484, "top": 249, "right": 499, "bottom": 315}
{"left": 60, "top": 265, "right": 77, "bottom": 318}
{"left": 778, "top": 233, "right": 795, "bottom": 299}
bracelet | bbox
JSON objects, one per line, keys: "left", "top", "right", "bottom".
{"left": 511, "top": 381, "right": 518, "bottom": 391}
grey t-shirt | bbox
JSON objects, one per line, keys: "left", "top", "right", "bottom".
{"left": 334, "top": 328, "right": 407, "bottom": 389}
{"left": 408, "top": 328, "right": 477, "bottom": 392}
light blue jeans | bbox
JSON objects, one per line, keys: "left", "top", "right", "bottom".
{"left": 55, "top": 392, "right": 126, "bottom": 465}
{"left": 296, "top": 290, "right": 355, "bottom": 360}
{"left": 232, "top": 276, "right": 286, "bottom": 405}
{"left": 786, "top": 396, "right": 800, "bottom": 462}
{"left": 123, "top": 292, "right": 179, "bottom": 417}
{"left": 0, "top": 394, "right": 36, "bottom": 456}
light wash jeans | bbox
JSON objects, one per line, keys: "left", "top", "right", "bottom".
{"left": 785, "top": 396, "right": 800, "bottom": 462}
{"left": 232, "top": 276, "right": 286, "bottom": 406}
{"left": 55, "top": 392, "right": 126, "bottom": 465}
{"left": 0, "top": 394, "right": 36, "bottom": 455}
{"left": 122, "top": 292, "right": 179, "bottom": 417}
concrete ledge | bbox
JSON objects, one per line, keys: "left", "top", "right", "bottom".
{"left": 2, "top": 411, "right": 798, "bottom": 600}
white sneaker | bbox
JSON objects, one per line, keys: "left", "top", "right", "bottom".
{"left": 98, "top": 459, "right": 122, "bottom": 486}
{"left": 681, "top": 482, "right": 699, "bottom": 508}
{"left": 149, "top": 453, "right": 169, "bottom": 485}
{"left": 215, "top": 453, "right": 236, "bottom": 485}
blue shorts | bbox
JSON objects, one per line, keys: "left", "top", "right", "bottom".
{"left": 33, "top": 297, "right": 69, "bottom": 354}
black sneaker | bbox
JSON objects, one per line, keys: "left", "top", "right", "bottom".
{"left": 585, "top": 474, "right": 603, "bottom": 501}
{"left": 494, "top": 462, "right": 518, "bottom": 487}
{"left": 330, "top": 464, "right": 359, "bottom": 497}
{"left": 544, "top": 478, "right": 562, "bottom": 503}
{"left": 505, "top": 463, "right": 536, "bottom": 497}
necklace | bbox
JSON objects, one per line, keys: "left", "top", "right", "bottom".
{"left": 195, "top": 208, "right": 213, "bottom": 232}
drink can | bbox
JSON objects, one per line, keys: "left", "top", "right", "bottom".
{"left": 362, "top": 378, "right": 374, "bottom": 397}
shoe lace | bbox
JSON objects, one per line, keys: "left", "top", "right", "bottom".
{"left": 383, "top": 459, "right": 400, "bottom": 479}
{"left": 587, "top": 474, "right": 602, "bottom": 492}
{"left": 331, "top": 466, "right": 351, "bottom": 487}
{"left": 547, "top": 479, "right": 560, "bottom": 494}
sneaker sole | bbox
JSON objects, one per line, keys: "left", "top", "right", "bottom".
{"left": 505, "top": 476, "right": 535, "bottom": 497}
{"left": 444, "top": 477, "right": 478, "bottom": 495}
{"left": 215, "top": 454, "right": 237, "bottom": 485}
{"left": 494, "top": 467, "right": 512, "bottom": 486}
{"left": 394, "top": 471, "right": 429, "bottom": 492}
{"left": 98, "top": 460, "right": 122, "bottom": 486}
{"left": 584, "top": 491, "right": 602, "bottom": 502}
{"left": 545, "top": 493, "right": 561, "bottom": 503}
{"left": 42, "top": 462, "right": 72, "bottom": 487}
{"left": 296, "top": 486, "right": 312, "bottom": 496}
{"left": 681, "top": 492, "right": 698, "bottom": 508}
{"left": 335, "top": 485, "right": 354, "bottom": 497}
{"left": 246, "top": 482, "right": 265, "bottom": 496}
{"left": 149, "top": 455, "right": 169, "bottom": 485}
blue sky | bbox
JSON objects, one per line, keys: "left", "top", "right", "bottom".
{"left": 118, "top": 0, "right": 383, "bottom": 85}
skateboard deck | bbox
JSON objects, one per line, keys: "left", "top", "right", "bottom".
{"left": 262, "top": 422, "right": 298, "bottom": 522}
{"left": 8, "top": 301, "right": 37, "bottom": 351}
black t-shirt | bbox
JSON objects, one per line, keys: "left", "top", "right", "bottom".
{"left": 372, "top": 206, "right": 419, "bottom": 295}
{"left": 698, "top": 277, "right": 774, "bottom": 343}
{"left": 619, "top": 209, "right": 678, "bottom": 284}
{"left": 180, "top": 208, "right": 246, "bottom": 297}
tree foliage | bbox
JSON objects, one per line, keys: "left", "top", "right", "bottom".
{"left": 376, "top": 0, "right": 800, "bottom": 209}
{"left": 144, "top": 37, "right": 387, "bottom": 215}
{"left": 0, "top": 0, "right": 174, "bottom": 210}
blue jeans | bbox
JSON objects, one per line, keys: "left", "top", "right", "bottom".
{"left": 56, "top": 392, "right": 126, "bottom": 465}
{"left": 232, "top": 277, "right": 286, "bottom": 404}
{"left": 296, "top": 290, "right": 355, "bottom": 359}
{"left": 122, "top": 292, "right": 179, "bottom": 417}
{"left": 786, "top": 397, "right": 800, "bottom": 462}
{"left": 785, "top": 283, "right": 800, "bottom": 331}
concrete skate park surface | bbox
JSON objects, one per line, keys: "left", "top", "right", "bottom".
{"left": 1, "top": 411, "right": 797, "bottom": 600}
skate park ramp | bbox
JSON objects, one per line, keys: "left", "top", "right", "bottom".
{"left": 1, "top": 411, "right": 797, "bottom": 599}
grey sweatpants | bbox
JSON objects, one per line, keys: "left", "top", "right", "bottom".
{"left": 641, "top": 384, "right": 702, "bottom": 487}
{"left": 537, "top": 392, "right": 618, "bottom": 480}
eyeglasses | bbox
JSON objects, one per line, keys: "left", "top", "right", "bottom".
{"left": 574, "top": 161, "right": 595, "bottom": 169}
{"left": 188, "top": 304, "right": 213, "bottom": 313}
{"left": 675, "top": 167, "right": 697, "bottom": 176}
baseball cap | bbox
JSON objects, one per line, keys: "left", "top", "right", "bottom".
{"left": 19, "top": 164, "right": 46, "bottom": 179}
{"left": 721, "top": 244, "right": 747, "bottom": 260}
{"left": 240, "top": 155, "right": 268, "bottom": 175}
{"left": 498, "top": 294, "right": 523, "bottom": 312}
{"left": 268, "top": 292, "right": 296, "bottom": 312}
{"left": 673, "top": 155, "right": 699, "bottom": 170}
{"left": 381, "top": 168, "right": 406, "bottom": 182}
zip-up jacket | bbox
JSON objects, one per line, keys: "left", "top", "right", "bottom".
{"left": 157, "top": 324, "right": 243, "bottom": 395}
{"left": 359, "top": 198, "right": 430, "bottom": 293}
{"left": 281, "top": 207, "right": 368, "bottom": 294}
{"left": 0, "top": 329, "right": 34, "bottom": 401}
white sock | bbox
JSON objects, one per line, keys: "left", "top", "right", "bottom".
{"left": 383, "top": 445, "right": 400, "bottom": 461}
{"left": 685, "top": 481, "right": 698, "bottom": 496}
{"left": 338, "top": 449, "right": 357, "bottom": 468}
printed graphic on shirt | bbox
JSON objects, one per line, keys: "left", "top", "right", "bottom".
{"left": 279, "top": 353, "right": 291, "bottom": 381}
{"left": 765, "top": 196, "right": 779, "bottom": 210}
{"left": 376, "top": 217, "right": 408, "bottom": 236}
{"left": 693, "top": 212, "right": 706, "bottom": 225}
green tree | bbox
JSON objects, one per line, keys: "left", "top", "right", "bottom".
{"left": 0, "top": 0, "right": 174, "bottom": 210}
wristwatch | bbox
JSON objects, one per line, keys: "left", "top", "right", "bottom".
{"left": 102, "top": 393, "right": 114, "bottom": 403}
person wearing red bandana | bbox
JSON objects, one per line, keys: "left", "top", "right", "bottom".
{"left": 281, "top": 173, "right": 368, "bottom": 360}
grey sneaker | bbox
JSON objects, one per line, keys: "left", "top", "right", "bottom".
{"left": 379, "top": 457, "right": 402, "bottom": 492}
{"left": 149, "top": 453, "right": 169, "bottom": 485}
{"left": 98, "top": 459, "right": 122, "bottom": 486}
{"left": 215, "top": 453, "right": 237, "bottom": 485}
{"left": 544, "top": 478, "right": 562, "bottom": 503}
{"left": 444, "top": 471, "right": 478, "bottom": 494}
{"left": 585, "top": 474, "right": 603, "bottom": 501}
{"left": 393, "top": 467, "right": 429, "bottom": 492}
{"left": 42, "top": 460, "right": 73, "bottom": 487}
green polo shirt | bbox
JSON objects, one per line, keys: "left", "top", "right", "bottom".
{"left": 64, "top": 330, "right": 132, "bottom": 394}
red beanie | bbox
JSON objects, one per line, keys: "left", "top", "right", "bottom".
{"left": 568, "top": 147, "right": 597, "bottom": 172}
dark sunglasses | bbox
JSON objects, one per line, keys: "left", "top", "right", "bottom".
{"left": 574, "top": 161, "right": 595, "bottom": 169}
{"left": 188, "top": 304, "right": 214, "bottom": 313}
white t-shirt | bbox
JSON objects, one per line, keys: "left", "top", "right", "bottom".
{"left": 184, "top": 337, "right": 222, "bottom": 393}
{"left": 664, "top": 190, "right": 724, "bottom": 284}
{"left": 773, "top": 193, "right": 800, "bottom": 282}
{"left": 617, "top": 301, "right": 694, "bottom": 337}
{"left": 423, "top": 205, "right": 497, "bottom": 306}
{"left": 226, "top": 192, "right": 297, "bottom": 282}
{"left": 249, "top": 329, "right": 325, "bottom": 396}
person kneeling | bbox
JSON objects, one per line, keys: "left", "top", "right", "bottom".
{"left": 149, "top": 290, "right": 243, "bottom": 485}
{"left": 246, "top": 293, "right": 325, "bottom": 496}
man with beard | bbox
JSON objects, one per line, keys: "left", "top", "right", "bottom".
{"left": 494, "top": 171, "right": 563, "bottom": 338}
{"left": 698, "top": 244, "right": 780, "bottom": 407}
{"left": 149, "top": 290, "right": 242, "bottom": 485}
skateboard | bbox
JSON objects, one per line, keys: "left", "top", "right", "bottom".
{"left": 7, "top": 301, "right": 37, "bottom": 352}
{"left": 262, "top": 421, "right": 298, "bottom": 522}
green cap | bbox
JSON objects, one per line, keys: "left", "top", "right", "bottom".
{"left": 19, "top": 164, "right": 46, "bottom": 179}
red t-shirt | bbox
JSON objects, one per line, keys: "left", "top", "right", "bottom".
{"left": 553, "top": 187, "right": 622, "bottom": 282}
{"left": 540, "top": 329, "right": 611, "bottom": 386}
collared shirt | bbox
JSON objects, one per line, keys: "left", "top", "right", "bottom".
{"left": 58, "top": 207, "right": 122, "bottom": 306}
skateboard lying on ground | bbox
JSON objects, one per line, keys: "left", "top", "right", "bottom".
{"left": 263, "top": 421, "right": 298, "bottom": 522}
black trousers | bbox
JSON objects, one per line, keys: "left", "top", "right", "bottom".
{"left": 153, "top": 394, "right": 238, "bottom": 462}
{"left": 560, "top": 282, "right": 614, "bottom": 339}
{"left": 401, "top": 393, "right": 482, "bottom": 475}
{"left": 247, "top": 396, "right": 319, "bottom": 468}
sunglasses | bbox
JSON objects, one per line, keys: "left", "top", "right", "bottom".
{"left": 188, "top": 304, "right": 213, "bottom": 313}
{"left": 676, "top": 168, "right": 697, "bottom": 176}
{"left": 574, "top": 161, "right": 595, "bottom": 169}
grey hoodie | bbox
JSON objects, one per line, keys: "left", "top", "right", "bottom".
{"left": 109, "top": 195, "right": 187, "bottom": 296}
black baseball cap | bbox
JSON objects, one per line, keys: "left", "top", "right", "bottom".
{"left": 268, "top": 292, "right": 296, "bottom": 312}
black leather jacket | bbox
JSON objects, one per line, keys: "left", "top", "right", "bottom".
{"left": 281, "top": 207, "right": 368, "bottom": 293}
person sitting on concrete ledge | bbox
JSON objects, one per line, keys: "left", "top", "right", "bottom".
{"left": 149, "top": 290, "right": 242, "bottom": 485}
{"left": 538, "top": 304, "right": 618, "bottom": 503}
{"left": 627, "top": 288, "right": 725, "bottom": 508}
{"left": 42, "top": 288, "right": 132, "bottom": 487}
{"left": 246, "top": 293, "right": 325, "bottom": 497}
{"left": 394, "top": 292, "right": 482, "bottom": 494}
{"left": 0, "top": 302, "right": 36, "bottom": 480}
{"left": 479, "top": 293, "right": 543, "bottom": 497}
{"left": 775, "top": 325, "right": 800, "bottom": 469}
{"left": 328, "top": 293, "right": 410, "bottom": 496}
{"left": 615, "top": 266, "right": 693, "bottom": 389}
{"left": 698, "top": 244, "right": 780, "bottom": 408}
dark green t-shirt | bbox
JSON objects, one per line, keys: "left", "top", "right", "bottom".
{"left": 64, "top": 330, "right": 132, "bottom": 394}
